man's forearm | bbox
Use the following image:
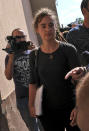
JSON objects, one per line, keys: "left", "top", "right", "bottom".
{"left": 5, "top": 54, "right": 14, "bottom": 80}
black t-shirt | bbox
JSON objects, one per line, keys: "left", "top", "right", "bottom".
{"left": 29, "top": 42, "right": 80, "bottom": 110}
{"left": 5, "top": 50, "right": 31, "bottom": 98}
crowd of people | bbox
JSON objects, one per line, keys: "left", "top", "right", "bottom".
{"left": 4, "top": 0, "right": 89, "bottom": 131}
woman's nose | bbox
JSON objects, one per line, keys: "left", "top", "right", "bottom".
{"left": 45, "top": 25, "right": 51, "bottom": 31}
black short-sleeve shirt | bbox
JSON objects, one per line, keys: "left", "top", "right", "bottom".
{"left": 5, "top": 51, "right": 31, "bottom": 98}
{"left": 29, "top": 42, "right": 80, "bottom": 110}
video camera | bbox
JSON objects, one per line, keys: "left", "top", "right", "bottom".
{"left": 2, "top": 36, "right": 32, "bottom": 54}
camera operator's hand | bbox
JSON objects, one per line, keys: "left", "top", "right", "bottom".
{"left": 3, "top": 43, "right": 15, "bottom": 54}
{"left": 27, "top": 41, "right": 35, "bottom": 50}
{"left": 6, "top": 43, "right": 11, "bottom": 48}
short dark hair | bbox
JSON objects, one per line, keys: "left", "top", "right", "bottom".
{"left": 12, "top": 28, "right": 21, "bottom": 36}
{"left": 81, "top": 0, "right": 89, "bottom": 12}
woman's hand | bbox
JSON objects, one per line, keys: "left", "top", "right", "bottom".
{"left": 29, "top": 105, "right": 36, "bottom": 117}
{"left": 29, "top": 84, "right": 37, "bottom": 117}
{"left": 70, "top": 108, "right": 77, "bottom": 127}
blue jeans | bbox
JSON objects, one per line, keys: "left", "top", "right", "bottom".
{"left": 16, "top": 97, "right": 39, "bottom": 131}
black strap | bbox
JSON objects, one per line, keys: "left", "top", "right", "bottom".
{"left": 35, "top": 48, "right": 39, "bottom": 70}
{"left": 34, "top": 48, "right": 40, "bottom": 86}
{"left": 34, "top": 48, "right": 47, "bottom": 87}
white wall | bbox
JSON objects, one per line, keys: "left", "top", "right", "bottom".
{"left": 22, "top": 0, "right": 38, "bottom": 45}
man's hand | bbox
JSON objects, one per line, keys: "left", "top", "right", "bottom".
{"left": 28, "top": 42, "right": 35, "bottom": 50}
{"left": 65, "top": 67, "right": 85, "bottom": 81}
{"left": 6, "top": 43, "right": 11, "bottom": 48}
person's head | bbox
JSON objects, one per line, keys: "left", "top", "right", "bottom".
{"left": 81, "top": 0, "right": 89, "bottom": 17}
{"left": 33, "top": 8, "right": 57, "bottom": 42}
{"left": 6, "top": 28, "right": 27, "bottom": 49}
{"left": 62, "top": 31, "right": 69, "bottom": 40}
{"left": 76, "top": 72, "right": 89, "bottom": 131}
{"left": 12, "top": 28, "right": 27, "bottom": 42}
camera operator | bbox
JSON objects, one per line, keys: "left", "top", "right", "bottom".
{"left": 4, "top": 28, "right": 38, "bottom": 131}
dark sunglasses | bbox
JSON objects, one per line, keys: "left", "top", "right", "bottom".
{"left": 14, "top": 35, "right": 26, "bottom": 39}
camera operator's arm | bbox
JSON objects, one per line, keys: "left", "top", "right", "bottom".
{"left": 4, "top": 53, "right": 14, "bottom": 80}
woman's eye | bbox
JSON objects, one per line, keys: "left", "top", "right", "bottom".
{"left": 49, "top": 23, "right": 54, "bottom": 28}
{"left": 42, "top": 25, "right": 46, "bottom": 28}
